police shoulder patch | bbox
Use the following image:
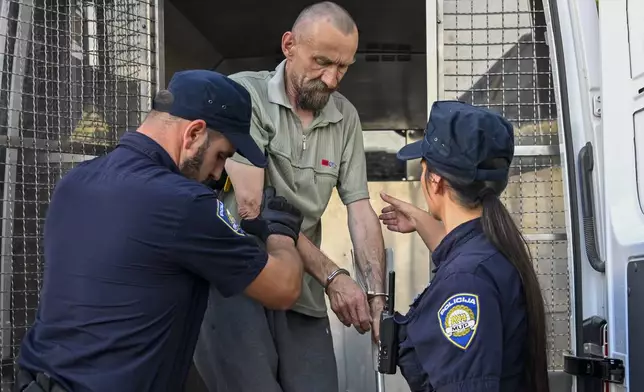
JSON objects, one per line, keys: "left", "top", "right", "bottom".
{"left": 437, "top": 293, "right": 479, "bottom": 350}
{"left": 215, "top": 199, "right": 245, "bottom": 236}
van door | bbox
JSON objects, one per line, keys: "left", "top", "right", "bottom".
{"left": 544, "top": 0, "right": 613, "bottom": 391}
{"left": 597, "top": 0, "right": 644, "bottom": 391}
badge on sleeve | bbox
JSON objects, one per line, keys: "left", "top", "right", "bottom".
{"left": 215, "top": 199, "right": 245, "bottom": 236}
{"left": 437, "top": 293, "right": 479, "bottom": 350}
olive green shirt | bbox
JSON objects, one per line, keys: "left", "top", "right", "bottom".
{"left": 223, "top": 60, "right": 370, "bottom": 317}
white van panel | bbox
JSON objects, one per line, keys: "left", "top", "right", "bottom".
{"left": 598, "top": 0, "right": 644, "bottom": 389}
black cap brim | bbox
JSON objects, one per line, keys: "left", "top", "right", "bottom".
{"left": 224, "top": 132, "right": 268, "bottom": 168}
{"left": 396, "top": 140, "right": 424, "bottom": 161}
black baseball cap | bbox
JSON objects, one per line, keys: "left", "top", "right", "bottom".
{"left": 153, "top": 70, "right": 267, "bottom": 168}
{"left": 397, "top": 100, "right": 514, "bottom": 183}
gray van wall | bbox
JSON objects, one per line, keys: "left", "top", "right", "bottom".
{"left": 163, "top": 0, "right": 222, "bottom": 84}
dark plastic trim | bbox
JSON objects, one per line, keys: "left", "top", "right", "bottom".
{"left": 579, "top": 142, "right": 606, "bottom": 272}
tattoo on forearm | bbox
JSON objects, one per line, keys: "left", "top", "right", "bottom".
{"left": 369, "top": 261, "right": 384, "bottom": 292}
{"left": 356, "top": 255, "right": 384, "bottom": 292}
{"left": 363, "top": 262, "right": 373, "bottom": 282}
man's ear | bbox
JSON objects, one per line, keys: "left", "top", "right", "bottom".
{"left": 282, "top": 31, "right": 295, "bottom": 58}
{"left": 182, "top": 120, "right": 207, "bottom": 150}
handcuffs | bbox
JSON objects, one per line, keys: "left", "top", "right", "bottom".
{"left": 324, "top": 267, "right": 388, "bottom": 302}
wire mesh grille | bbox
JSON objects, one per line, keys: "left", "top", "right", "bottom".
{"left": 442, "top": 0, "right": 568, "bottom": 370}
{"left": 0, "top": 0, "right": 156, "bottom": 387}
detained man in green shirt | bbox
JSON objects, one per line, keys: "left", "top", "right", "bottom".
{"left": 193, "top": 2, "right": 386, "bottom": 392}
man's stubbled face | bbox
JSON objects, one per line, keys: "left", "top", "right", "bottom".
{"left": 179, "top": 131, "right": 233, "bottom": 183}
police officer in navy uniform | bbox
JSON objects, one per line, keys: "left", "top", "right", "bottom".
{"left": 378, "top": 101, "right": 550, "bottom": 392}
{"left": 14, "top": 70, "right": 305, "bottom": 392}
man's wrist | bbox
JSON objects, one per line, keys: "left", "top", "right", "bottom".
{"left": 368, "top": 295, "right": 387, "bottom": 310}
{"left": 367, "top": 291, "right": 388, "bottom": 301}
{"left": 324, "top": 267, "right": 351, "bottom": 290}
{"left": 369, "top": 294, "right": 386, "bottom": 302}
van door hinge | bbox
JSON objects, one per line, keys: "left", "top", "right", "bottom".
{"left": 563, "top": 355, "right": 625, "bottom": 384}
{"left": 592, "top": 94, "right": 602, "bottom": 117}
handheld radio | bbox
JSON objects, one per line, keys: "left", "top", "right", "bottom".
{"left": 377, "top": 270, "right": 398, "bottom": 374}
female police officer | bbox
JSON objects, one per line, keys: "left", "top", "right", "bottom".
{"left": 378, "top": 101, "right": 549, "bottom": 392}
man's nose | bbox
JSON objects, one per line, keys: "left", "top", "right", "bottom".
{"left": 320, "top": 70, "right": 338, "bottom": 90}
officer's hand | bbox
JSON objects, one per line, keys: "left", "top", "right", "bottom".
{"left": 327, "top": 274, "right": 372, "bottom": 334}
{"left": 378, "top": 192, "right": 421, "bottom": 234}
{"left": 241, "top": 187, "right": 303, "bottom": 243}
{"left": 261, "top": 187, "right": 303, "bottom": 242}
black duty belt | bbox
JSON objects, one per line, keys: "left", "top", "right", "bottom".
{"left": 14, "top": 368, "right": 67, "bottom": 392}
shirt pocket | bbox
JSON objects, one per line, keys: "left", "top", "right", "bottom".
{"left": 312, "top": 165, "right": 339, "bottom": 203}
{"left": 311, "top": 137, "right": 341, "bottom": 199}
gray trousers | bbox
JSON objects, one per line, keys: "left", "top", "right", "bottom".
{"left": 193, "top": 288, "right": 339, "bottom": 392}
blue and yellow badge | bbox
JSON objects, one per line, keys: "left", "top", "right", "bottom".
{"left": 437, "top": 293, "right": 479, "bottom": 350}
{"left": 215, "top": 199, "right": 245, "bottom": 236}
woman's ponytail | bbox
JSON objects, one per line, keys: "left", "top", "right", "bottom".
{"left": 480, "top": 191, "right": 550, "bottom": 392}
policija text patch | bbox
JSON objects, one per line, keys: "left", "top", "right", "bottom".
{"left": 437, "top": 293, "right": 479, "bottom": 350}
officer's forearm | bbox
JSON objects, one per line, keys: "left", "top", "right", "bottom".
{"left": 414, "top": 213, "right": 446, "bottom": 252}
{"left": 266, "top": 235, "right": 304, "bottom": 287}
{"left": 347, "top": 200, "right": 385, "bottom": 293}
{"left": 246, "top": 235, "right": 303, "bottom": 310}
{"left": 296, "top": 234, "right": 342, "bottom": 286}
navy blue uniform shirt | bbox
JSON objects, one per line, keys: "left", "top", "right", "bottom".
{"left": 17, "top": 131, "right": 268, "bottom": 392}
{"left": 395, "top": 218, "right": 527, "bottom": 392}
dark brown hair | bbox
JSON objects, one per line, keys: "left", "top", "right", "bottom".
{"left": 425, "top": 158, "right": 550, "bottom": 392}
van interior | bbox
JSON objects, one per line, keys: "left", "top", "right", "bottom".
{"left": 164, "top": 0, "right": 572, "bottom": 391}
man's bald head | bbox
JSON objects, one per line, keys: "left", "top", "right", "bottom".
{"left": 292, "top": 1, "right": 357, "bottom": 39}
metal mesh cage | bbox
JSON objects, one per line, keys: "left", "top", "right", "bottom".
{"left": 0, "top": 0, "right": 156, "bottom": 387}
{"left": 441, "top": 0, "right": 568, "bottom": 370}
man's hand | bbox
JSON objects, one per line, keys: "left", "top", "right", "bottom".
{"left": 241, "top": 187, "right": 303, "bottom": 243}
{"left": 327, "top": 274, "right": 372, "bottom": 334}
{"left": 369, "top": 296, "right": 386, "bottom": 343}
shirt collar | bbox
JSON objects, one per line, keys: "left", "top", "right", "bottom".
{"left": 117, "top": 131, "right": 181, "bottom": 174}
{"left": 431, "top": 218, "right": 482, "bottom": 269}
{"left": 267, "top": 60, "right": 343, "bottom": 124}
